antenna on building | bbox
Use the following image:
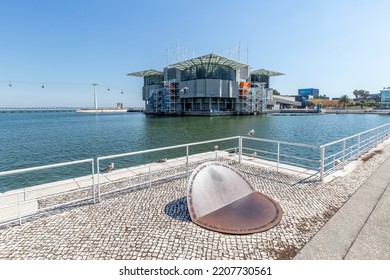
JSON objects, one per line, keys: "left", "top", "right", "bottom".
{"left": 246, "top": 43, "right": 249, "bottom": 64}
{"left": 166, "top": 47, "right": 169, "bottom": 66}
{"left": 238, "top": 41, "right": 241, "bottom": 62}
{"left": 175, "top": 43, "right": 178, "bottom": 63}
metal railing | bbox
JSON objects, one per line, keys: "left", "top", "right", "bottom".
{"left": 96, "top": 136, "right": 240, "bottom": 202}
{"left": 239, "top": 123, "right": 390, "bottom": 181}
{"left": 0, "top": 159, "right": 94, "bottom": 226}
{"left": 240, "top": 136, "right": 321, "bottom": 174}
{"left": 321, "top": 123, "right": 390, "bottom": 178}
{"left": 1, "top": 122, "right": 390, "bottom": 226}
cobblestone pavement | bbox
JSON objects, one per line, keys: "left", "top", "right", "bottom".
{"left": 1, "top": 142, "right": 390, "bottom": 260}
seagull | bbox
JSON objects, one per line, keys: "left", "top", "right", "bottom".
{"left": 102, "top": 162, "right": 114, "bottom": 172}
{"left": 247, "top": 129, "right": 255, "bottom": 137}
{"left": 249, "top": 151, "right": 257, "bottom": 160}
{"left": 228, "top": 147, "right": 238, "bottom": 155}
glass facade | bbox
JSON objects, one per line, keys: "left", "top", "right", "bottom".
{"left": 181, "top": 63, "right": 235, "bottom": 81}
{"left": 251, "top": 74, "right": 270, "bottom": 88}
{"left": 298, "top": 88, "right": 319, "bottom": 97}
{"left": 144, "top": 74, "right": 164, "bottom": 86}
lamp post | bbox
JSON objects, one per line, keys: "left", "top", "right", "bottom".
{"left": 92, "top": 83, "right": 98, "bottom": 109}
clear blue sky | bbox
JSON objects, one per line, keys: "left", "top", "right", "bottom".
{"left": 1, "top": 0, "right": 389, "bottom": 107}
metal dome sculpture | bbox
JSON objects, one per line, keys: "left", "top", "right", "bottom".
{"left": 187, "top": 162, "right": 283, "bottom": 234}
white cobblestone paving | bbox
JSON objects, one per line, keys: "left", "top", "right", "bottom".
{"left": 1, "top": 142, "right": 389, "bottom": 260}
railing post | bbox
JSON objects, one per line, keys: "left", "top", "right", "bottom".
{"left": 342, "top": 139, "right": 346, "bottom": 168}
{"left": 239, "top": 137, "right": 242, "bottom": 164}
{"left": 320, "top": 146, "right": 325, "bottom": 182}
{"left": 357, "top": 134, "right": 361, "bottom": 159}
{"left": 277, "top": 142, "right": 280, "bottom": 173}
{"left": 186, "top": 145, "right": 189, "bottom": 176}
{"left": 149, "top": 165, "right": 152, "bottom": 188}
{"left": 17, "top": 193, "right": 22, "bottom": 226}
{"left": 388, "top": 124, "right": 390, "bottom": 139}
{"left": 368, "top": 131, "right": 371, "bottom": 150}
{"left": 92, "top": 160, "right": 96, "bottom": 204}
{"left": 376, "top": 128, "right": 378, "bottom": 146}
{"left": 97, "top": 160, "right": 101, "bottom": 203}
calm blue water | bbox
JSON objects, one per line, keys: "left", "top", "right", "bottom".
{"left": 1, "top": 112, "right": 390, "bottom": 192}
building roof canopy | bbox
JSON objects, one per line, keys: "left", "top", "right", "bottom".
{"left": 273, "top": 96, "right": 301, "bottom": 106}
{"left": 127, "top": 69, "right": 163, "bottom": 77}
{"left": 251, "top": 69, "right": 285, "bottom": 77}
{"left": 168, "top": 53, "right": 249, "bottom": 71}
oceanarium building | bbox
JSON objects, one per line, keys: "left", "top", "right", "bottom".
{"left": 128, "top": 53, "right": 298, "bottom": 115}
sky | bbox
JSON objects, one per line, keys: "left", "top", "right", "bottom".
{"left": 1, "top": 0, "right": 389, "bottom": 108}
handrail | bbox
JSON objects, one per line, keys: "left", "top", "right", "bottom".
{"left": 0, "top": 158, "right": 94, "bottom": 176}
{"left": 241, "top": 135, "right": 322, "bottom": 176}
{"left": 1, "top": 122, "right": 390, "bottom": 227}
{"left": 323, "top": 123, "right": 390, "bottom": 147}
{"left": 98, "top": 136, "right": 240, "bottom": 161}
{"left": 96, "top": 136, "right": 241, "bottom": 202}
{"left": 0, "top": 158, "right": 95, "bottom": 226}
{"left": 241, "top": 136, "right": 320, "bottom": 149}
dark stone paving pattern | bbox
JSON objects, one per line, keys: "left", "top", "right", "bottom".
{"left": 1, "top": 142, "right": 389, "bottom": 260}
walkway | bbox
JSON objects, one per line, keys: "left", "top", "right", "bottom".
{"left": 295, "top": 149, "right": 390, "bottom": 260}
{"left": 1, "top": 140, "right": 390, "bottom": 260}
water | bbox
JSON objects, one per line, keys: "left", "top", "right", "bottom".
{"left": 1, "top": 112, "right": 390, "bottom": 192}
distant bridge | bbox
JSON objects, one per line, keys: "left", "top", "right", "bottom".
{"left": 0, "top": 107, "right": 144, "bottom": 113}
{"left": 0, "top": 107, "right": 77, "bottom": 113}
